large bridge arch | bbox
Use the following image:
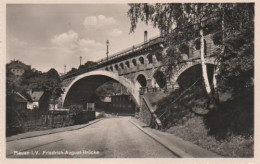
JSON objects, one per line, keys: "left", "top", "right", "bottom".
{"left": 62, "top": 70, "right": 140, "bottom": 108}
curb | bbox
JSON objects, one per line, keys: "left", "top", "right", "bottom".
{"left": 129, "top": 119, "right": 192, "bottom": 158}
{"left": 129, "top": 118, "right": 221, "bottom": 158}
{"left": 6, "top": 118, "right": 104, "bottom": 142}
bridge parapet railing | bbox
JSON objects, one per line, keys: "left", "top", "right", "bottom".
{"left": 96, "top": 36, "right": 163, "bottom": 65}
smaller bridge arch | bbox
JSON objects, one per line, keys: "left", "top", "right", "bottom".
{"left": 171, "top": 58, "right": 216, "bottom": 85}
{"left": 125, "top": 61, "right": 130, "bottom": 68}
{"left": 136, "top": 74, "right": 147, "bottom": 87}
{"left": 138, "top": 56, "right": 145, "bottom": 65}
{"left": 109, "top": 66, "right": 113, "bottom": 72}
{"left": 114, "top": 64, "right": 119, "bottom": 71}
{"left": 120, "top": 63, "right": 124, "bottom": 69}
{"left": 134, "top": 73, "right": 149, "bottom": 88}
{"left": 147, "top": 53, "right": 153, "bottom": 64}
{"left": 152, "top": 70, "right": 167, "bottom": 88}
{"left": 132, "top": 59, "right": 137, "bottom": 66}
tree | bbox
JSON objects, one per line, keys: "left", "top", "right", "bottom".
{"left": 95, "top": 81, "right": 124, "bottom": 96}
{"left": 217, "top": 4, "right": 254, "bottom": 96}
{"left": 47, "top": 68, "right": 60, "bottom": 79}
{"left": 127, "top": 3, "right": 254, "bottom": 110}
{"left": 128, "top": 3, "right": 221, "bottom": 109}
{"left": 67, "top": 67, "right": 77, "bottom": 74}
{"left": 78, "top": 61, "right": 97, "bottom": 70}
{"left": 42, "top": 80, "right": 63, "bottom": 126}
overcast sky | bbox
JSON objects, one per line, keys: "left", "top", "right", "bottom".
{"left": 7, "top": 4, "right": 160, "bottom": 73}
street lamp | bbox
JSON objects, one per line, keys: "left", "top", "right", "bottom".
{"left": 106, "top": 40, "right": 109, "bottom": 61}
{"left": 80, "top": 56, "right": 82, "bottom": 66}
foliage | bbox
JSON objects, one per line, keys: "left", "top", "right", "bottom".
{"left": 69, "top": 105, "right": 95, "bottom": 125}
{"left": 95, "top": 81, "right": 124, "bottom": 96}
{"left": 69, "top": 104, "right": 84, "bottom": 116}
{"left": 156, "top": 80, "right": 208, "bottom": 128}
{"left": 167, "top": 116, "right": 253, "bottom": 157}
{"left": 69, "top": 105, "right": 84, "bottom": 124}
{"left": 6, "top": 65, "right": 63, "bottom": 130}
{"left": 204, "top": 87, "right": 254, "bottom": 139}
{"left": 78, "top": 61, "right": 97, "bottom": 70}
{"left": 67, "top": 67, "right": 77, "bottom": 74}
{"left": 47, "top": 68, "right": 60, "bottom": 79}
{"left": 128, "top": 3, "right": 224, "bottom": 109}
{"left": 216, "top": 4, "right": 254, "bottom": 93}
{"left": 127, "top": 3, "right": 254, "bottom": 156}
{"left": 128, "top": 3, "right": 254, "bottom": 94}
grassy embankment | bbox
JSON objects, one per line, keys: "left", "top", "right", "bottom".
{"left": 146, "top": 83, "right": 253, "bottom": 157}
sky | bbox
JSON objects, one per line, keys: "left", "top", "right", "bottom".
{"left": 6, "top": 4, "right": 160, "bottom": 73}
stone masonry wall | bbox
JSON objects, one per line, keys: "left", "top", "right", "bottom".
{"left": 137, "top": 97, "right": 152, "bottom": 126}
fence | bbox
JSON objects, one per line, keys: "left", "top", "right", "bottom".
{"left": 139, "top": 87, "right": 168, "bottom": 95}
{"left": 6, "top": 109, "right": 94, "bottom": 136}
{"left": 6, "top": 110, "right": 72, "bottom": 135}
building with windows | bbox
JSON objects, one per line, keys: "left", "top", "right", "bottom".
{"left": 27, "top": 90, "right": 49, "bottom": 114}
{"left": 6, "top": 59, "right": 31, "bottom": 76}
{"left": 12, "top": 92, "right": 28, "bottom": 111}
{"left": 110, "top": 94, "right": 135, "bottom": 113}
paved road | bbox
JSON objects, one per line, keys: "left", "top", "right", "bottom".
{"left": 7, "top": 117, "right": 176, "bottom": 158}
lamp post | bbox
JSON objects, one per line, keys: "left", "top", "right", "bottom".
{"left": 80, "top": 56, "right": 82, "bottom": 66}
{"left": 106, "top": 40, "right": 109, "bottom": 61}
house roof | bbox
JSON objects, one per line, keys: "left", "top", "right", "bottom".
{"left": 13, "top": 92, "right": 28, "bottom": 102}
{"left": 30, "top": 91, "right": 44, "bottom": 102}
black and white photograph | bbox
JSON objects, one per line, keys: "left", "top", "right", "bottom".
{"left": 3, "top": 1, "right": 255, "bottom": 161}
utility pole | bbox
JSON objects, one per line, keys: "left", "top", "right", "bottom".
{"left": 80, "top": 56, "right": 82, "bottom": 66}
{"left": 106, "top": 40, "right": 109, "bottom": 61}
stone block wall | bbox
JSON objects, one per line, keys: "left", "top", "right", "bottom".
{"left": 137, "top": 97, "right": 152, "bottom": 126}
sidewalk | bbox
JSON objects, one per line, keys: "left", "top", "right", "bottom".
{"left": 129, "top": 117, "right": 221, "bottom": 158}
{"left": 6, "top": 118, "right": 103, "bottom": 142}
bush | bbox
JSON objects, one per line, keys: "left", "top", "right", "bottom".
{"left": 156, "top": 81, "right": 208, "bottom": 128}
{"left": 204, "top": 87, "right": 254, "bottom": 139}
{"left": 167, "top": 116, "right": 253, "bottom": 157}
{"left": 69, "top": 105, "right": 86, "bottom": 125}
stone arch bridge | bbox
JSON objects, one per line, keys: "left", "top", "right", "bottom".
{"left": 61, "top": 33, "right": 220, "bottom": 108}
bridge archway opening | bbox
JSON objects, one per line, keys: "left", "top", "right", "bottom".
{"left": 114, "top": 64, "right": 118, "bottom": 71}
{"left": 176, "top": 64, "right": 214, "bottom": 90}
{"left": 136, "top": 74, "right": 147, "bottom": 88}
{"left": 147, "top": 54, "right": 153, "bottom": 63}
{"left": 125, "top": 61, "right": 130, "bottom": 68}
{"left": 139, "top": 57, "right": 144, "bottom": 65}
{"left": 110, "top": 66, "right": 113, "bottom": 72}
{"left": 63, "top": 74, "right": 139, "bottom": 109}
{"left": 132, "top": 59, "right": 137, "bottom": 66}
{"left": 105, "top": 67, "right": 109, "bottom": 71}
{"left": 153, "top": 70, "right": 166, "bottom": 88}
{"left": 120, "top": 63, "right": 124, "bottom": 69}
